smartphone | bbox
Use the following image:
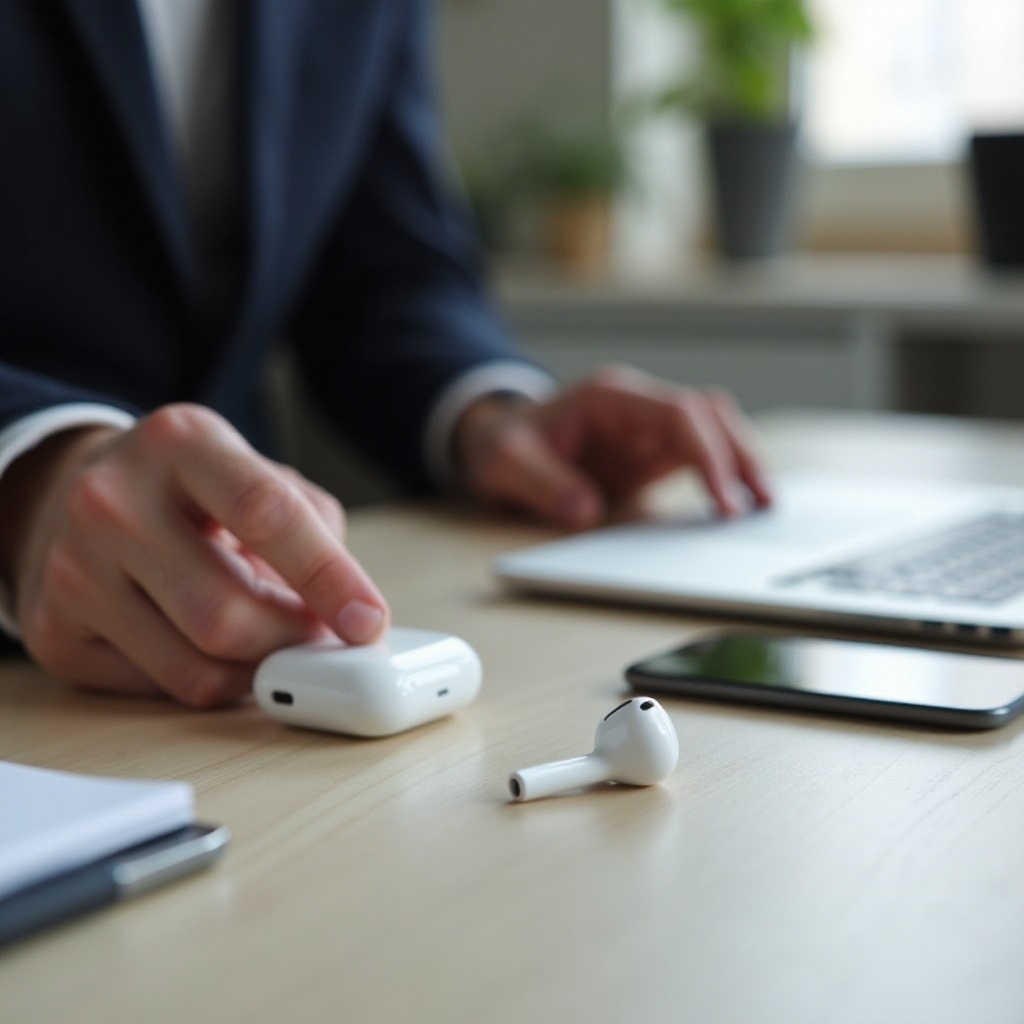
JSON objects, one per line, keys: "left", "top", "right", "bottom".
{"left": 625, "top": 631, "right": 1024, "bottom": 729}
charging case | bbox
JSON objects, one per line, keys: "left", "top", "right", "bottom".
{"left": 253, "top": 627, "right": 482, "bottom": 737}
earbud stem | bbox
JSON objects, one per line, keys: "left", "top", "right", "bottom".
{"left": 509, "top": 755, "right": 609, "bottom": 802}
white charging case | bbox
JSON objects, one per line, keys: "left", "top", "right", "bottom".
{"left": 253, "top": 627, "right": 482, "bottom": 737}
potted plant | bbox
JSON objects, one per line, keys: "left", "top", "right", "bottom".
{"left": 468, "top": 117, "right": 631, "bottom": 278}
{"left": 526, "top": 122, "right": 632, "bottom": 278}
{"left": 652, "top": 0, "right": 815, "bottom": 260}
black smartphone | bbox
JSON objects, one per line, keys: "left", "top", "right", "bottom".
{"left": 625, "top": 631, "right": 1024, "bottom": 729}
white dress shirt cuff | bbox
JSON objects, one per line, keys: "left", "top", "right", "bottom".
{"left": 0, "top": 404, "right": 138, "bottom": 639}
{"left": 423, "top": 362, "right": 558, "bottom": 491}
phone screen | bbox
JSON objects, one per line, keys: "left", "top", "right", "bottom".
{"left": 625, "top": 632, "right": 1024, "bottom": 728}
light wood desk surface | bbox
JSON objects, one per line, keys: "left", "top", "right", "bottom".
{"left": 3, "top": 410, "right": 1024, "bottom": 1024}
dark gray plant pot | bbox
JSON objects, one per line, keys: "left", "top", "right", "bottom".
{"left": 705, "top": 118, "right": 800, "bottom": 261}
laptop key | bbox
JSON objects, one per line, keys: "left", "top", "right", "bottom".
{"left": 779, "top": 512, "right": 1024, "bottom": 607}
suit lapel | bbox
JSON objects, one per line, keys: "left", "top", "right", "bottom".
{"left": 63, "top": 0, "right": 321, "bottom": 333}
{"left": 62, "top": 0, "right": 195, "bottom": 295}
{"left": 238, "top": 0, "right": 308, "bottom": 310}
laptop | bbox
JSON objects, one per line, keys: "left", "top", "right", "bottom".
{"left": 493, "top": 472, "right": 1024, "bottom": 646}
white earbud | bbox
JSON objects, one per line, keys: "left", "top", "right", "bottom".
{"left": 508, "top": 697, "right": 679, "bottom": 801}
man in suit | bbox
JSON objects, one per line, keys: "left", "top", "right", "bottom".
{"left": 0, "top": 0, "right": 770, "bottom": 707}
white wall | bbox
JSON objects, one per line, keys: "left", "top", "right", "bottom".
{"left": 437, "top": 0, "right": 703, "bottom": 273}
{"left": 437, "top": 0, "right": 613, "bottom": 166}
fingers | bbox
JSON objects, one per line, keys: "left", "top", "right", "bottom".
{"left": 90, "top": 577, "right": 255, "bottom": 709}
{"left": 662, "top": 388, "right": 745, "bottom": 516}
{"left": 23, "top": 516, "right": 255, "bottom": 708}
{"left": 276, "top": 463, "right": 347, "bottom": 541}
{"left": 139, "top": 407, "right": 389, "bottom": 645}
{"left": 661, "top": 386, "right": 771, "bottom": 515}
{"left": 502, "top": 430, "right": 604, "bottom": 529}
{"left": 526, "top": 366, "right": 773, "bottom": 520}
{"left": 457, "top": 400, "right": 604, "bottom": 529}
{"left": 705, "top": 389, "right": 774, "bottom": 509}
{"left": 22, "top": 608, "right": 162, "bottom": 700}
{"left": 12, "top": 404, "right": 389, "bottom": 709}
{"left": 124, "top": 515, "right": 329, "bottom": 663}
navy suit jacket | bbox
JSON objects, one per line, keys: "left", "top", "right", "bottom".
{"left": 0, "top": 0, "right": 528, "bottom": 488}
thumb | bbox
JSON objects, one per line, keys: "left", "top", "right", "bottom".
{"left": 468, "top": 419, "right": 604, "bottom": 530}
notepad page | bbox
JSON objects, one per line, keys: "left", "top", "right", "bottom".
{"left": 0, "top": 760, "right": 195, "bottom": 898}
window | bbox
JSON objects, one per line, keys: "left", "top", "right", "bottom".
{"left": 805, "top": 0, "right": 1024, "bottom": 165}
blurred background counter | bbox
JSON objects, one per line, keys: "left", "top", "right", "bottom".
{"left": 495, "top": 254, "right": 1024, "bottom": 421}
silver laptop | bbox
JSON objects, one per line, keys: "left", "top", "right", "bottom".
{"left": 493, "top": 472, "right": 1024, "bottom": 646}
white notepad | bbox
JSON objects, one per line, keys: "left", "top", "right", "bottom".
{"left": 0, "top": 760, "right": 195, "bottom": 899}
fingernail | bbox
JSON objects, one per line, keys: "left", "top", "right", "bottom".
{"left": 337, "top": 599, "right": 385, "bottom": 644}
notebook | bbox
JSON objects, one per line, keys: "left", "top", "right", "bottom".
{"left": 0, "top": 760, "right": 228, "bottom": 946}
{"left": 493, "top": 472, "right": 1024, "bottom": 646}
{"left": 0, "top": 760, "right": 195, "bottom": 899}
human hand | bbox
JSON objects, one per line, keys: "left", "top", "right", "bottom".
{"left": 453, "top": 365, "right": 772, "bottom": 529}
{"left": 0, "top": 404, "right": 389, "bottom": 707}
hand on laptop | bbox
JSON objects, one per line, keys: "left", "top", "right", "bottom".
{"left": 0, "top": 405, "right": 388, "bottom": 707}
{"left": 453, "top": 365, "right": 773, "bottom": 530}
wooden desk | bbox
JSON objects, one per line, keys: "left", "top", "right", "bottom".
{"left": 3, "top": 410, "right": 1024, "bottom": 1024}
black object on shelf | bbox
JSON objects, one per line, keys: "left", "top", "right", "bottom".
{"left": 968, "top": 131, "right": 1024, "bottom": 270}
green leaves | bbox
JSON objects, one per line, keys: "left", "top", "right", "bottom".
{"left": 515, "top": 123, "right": 631, "bottom": 199}
{"left": 658, "top": 0, "right": 815, "bottom": 120}
{"left": 473, "top": 117, "right": 632, "bottom": 203}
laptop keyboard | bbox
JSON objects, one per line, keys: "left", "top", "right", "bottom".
{"left": 779, "top": 512, "right": 1024, "bottom": 605}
